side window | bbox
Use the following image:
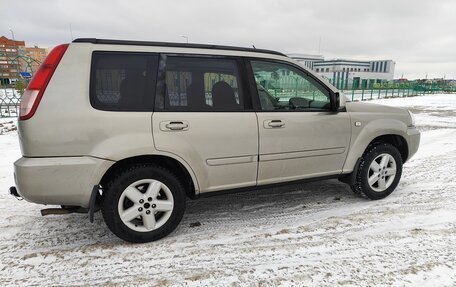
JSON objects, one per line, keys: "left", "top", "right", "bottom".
{"left": 90, "top": 53, "right": 158, "bottom": 111}
{"left": 251, "top": 60, "right": 331, "bottom": 111}
{"left": 163, "top": 57, "right": 244, "bottom": 111}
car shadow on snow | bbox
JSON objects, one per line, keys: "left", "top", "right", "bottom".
{"left": 16, "top": 179, "right": 362, "bottom": 248}
{"left": 178, "top": 179, "right": 357, "bottom": 231}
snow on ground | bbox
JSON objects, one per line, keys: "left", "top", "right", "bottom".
{"left": 0, "top": 119, "right": 17, "bottom": 135}
{"left": 372, "top": 94, "right": 456, "bottom": 131}
{"left": 1, "top": 94, "right": 456, "bottom": 286}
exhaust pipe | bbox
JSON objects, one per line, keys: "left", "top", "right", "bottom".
{"left": 41, "top": 206, "right": 89, "bottom": 216}
{"left": 9, "top": 186, "right": 96, "bottom": 219}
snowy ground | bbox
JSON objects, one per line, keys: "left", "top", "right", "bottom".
{"left": 1, "top": 94, "right": 455, "bottom": 286}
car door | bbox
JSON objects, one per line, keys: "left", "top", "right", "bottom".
{"left": 152, "top": 55, "right": 258, "bottom": 193}
{"left": 249, "top": 59, "right": 351, "bottom": 185}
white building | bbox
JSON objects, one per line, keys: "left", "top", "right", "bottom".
{"left": 289, "top": 54, "right": 395, "bottom": 89}
{"left": 287, "top": 53, "right": 324, "bottom": 70}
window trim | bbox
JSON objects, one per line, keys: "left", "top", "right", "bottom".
{"left": 154, "top": 53, "right": 252, "bottom": 112}
{"left": 89, "top": 51, "right": 159, "bottom": 112}
{"left": 246, "top": 58, "right": 338, "bottom": 113}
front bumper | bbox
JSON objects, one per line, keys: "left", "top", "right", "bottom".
{"left": 14, "top": 156, "right": 113, "bottom": 208}
{"left": 406, "top": 126, "right": 421, "bottom": 161}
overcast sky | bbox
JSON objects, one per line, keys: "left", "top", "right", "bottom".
{"left": 1, "top": 0, "right": 455, "bottom": 79}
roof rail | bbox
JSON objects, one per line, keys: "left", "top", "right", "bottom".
{"left": 72, "top": 38, "right": 286, "bottom": 57}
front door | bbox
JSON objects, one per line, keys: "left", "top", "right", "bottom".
{"left": 250, "top": 60, "right": 351, "bottom": 185}
{"left": 153, "top": 55, "right": 258, "bottom": 193}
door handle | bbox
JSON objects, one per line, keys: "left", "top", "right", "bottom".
{"left": 163, "top": 121, "right": 189, "bottom": 131}
{"left": 265, "top": 120, "right": 285, "bottom": 128}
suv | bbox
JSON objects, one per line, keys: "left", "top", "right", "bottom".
{"left": 11, "top": 39, "right": 420, "bottom": 243}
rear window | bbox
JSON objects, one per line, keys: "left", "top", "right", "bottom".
{"left": 90, "top": 52, "right": 158, "bottom": 111}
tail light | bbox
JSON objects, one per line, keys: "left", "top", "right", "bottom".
{"left": 19, "top": 44, "right": 69, "bottom": 120}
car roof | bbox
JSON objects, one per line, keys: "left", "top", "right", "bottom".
{"left": 72, "top": 38, "right": 287, "bottom": 57}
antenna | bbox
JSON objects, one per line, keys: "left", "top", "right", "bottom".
{"left": 69, "top": 24, "right": 74, "bottom": 41}
{"left": 318, "top": 36, "right": 322, "bottom": 55}
{"left": 179, "top": 35, "right": 189, "bottom": 43}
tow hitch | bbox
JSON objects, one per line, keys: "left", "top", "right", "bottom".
{"left": 9, "top": 186, "right": 23, "bottom": 200}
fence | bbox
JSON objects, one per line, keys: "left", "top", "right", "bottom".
{"left": 0, "top": 87, "right": 20, "bottom": 118}
{"left": 331, "top": 79, "right": 456, "bottom": 101}
{"left": 0, "top": 50, "right": 40, "bottom": 118}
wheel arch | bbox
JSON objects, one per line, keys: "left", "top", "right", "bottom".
{"left": 340, "top": 133, "right": 407, "bottom": 187}
{"left": 367, "top": 134, "right": 408, "bottom": 163}
{"left": 99, "top": 154, "right": 198, "bottom": 199}
{"left": 343, "top": 129, "right": 409, "bottom": 174}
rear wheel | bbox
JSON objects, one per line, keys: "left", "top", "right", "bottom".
{"left": 351, "top": 143, "right": 403, "bottom": 200}
{"left": 102, "top": 165, "right": 186, "bottom": 243}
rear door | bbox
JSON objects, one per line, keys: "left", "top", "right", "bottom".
{"left": 249, "top": 60, "right": 351, "bottom": 185}
{"left": 152, "top": 55, "right": 258, "bottom": 193}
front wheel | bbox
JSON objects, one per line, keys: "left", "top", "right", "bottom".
{"left": 351, "top": 143, "right": 403, "bottom": 200}
{"left": 102, "top": 165, "right": 186, "bottom": 243}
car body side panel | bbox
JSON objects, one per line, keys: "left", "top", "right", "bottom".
{"left": 256, "top": 111, "right": 351, "bottom": 185}
{"left": 342, "top": 101, "right": 420, "bottom": 173}
{"left": 152, "top": 112, "right": 259, "bottom": 193}
{"left": 18, "top": 44, "right": 93, "bottom": 156}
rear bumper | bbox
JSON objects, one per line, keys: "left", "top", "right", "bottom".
{"left": 14, "top": 156, "right": 113, "bottom": 208}
{"left": 406, "top": 126, "right": 420, "bottom": 161}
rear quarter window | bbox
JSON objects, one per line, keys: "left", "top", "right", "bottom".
{"left": 90, "top": 52, "right": 158, "bottom": 111}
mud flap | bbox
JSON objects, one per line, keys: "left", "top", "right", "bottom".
{"left": 339, "top": 157, "right": 362, "bottom": 185}
{"left": 88, "top": 185, "right": 100, "bottom": 223}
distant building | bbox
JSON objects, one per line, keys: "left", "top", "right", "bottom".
{"left": 23, "top": 46, "right": 47, "bottom": 75}
{"left": 0, "top": 36, "right": 25, "bottom": 85}
{"left": 289, "top": 53, "right": 395, "bottom": 89}
{"left": 0, "top": 36, "right": 49, "bottom": 85}
{"left": 287, "top": 53, "right": 324, "bottom": 70}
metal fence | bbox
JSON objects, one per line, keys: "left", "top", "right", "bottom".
{"left": 0, "top": 87, "right": 20, "bottom": 118}
{"left": 332, "top": 79, "right": 456, "bottom": 101}
{"left": 0, "top": 50, "right": 40, "bottom": 118}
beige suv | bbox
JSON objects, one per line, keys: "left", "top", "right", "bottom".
{"left": 10, "top": 39, "right": 420, "bottom": 243}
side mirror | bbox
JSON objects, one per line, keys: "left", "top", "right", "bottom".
{"left": 331, "top": 92, "right": 340, "bottom": 112}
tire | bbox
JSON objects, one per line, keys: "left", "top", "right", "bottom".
{"left": 351, "top": 143, "right": 403, "bottom": 200}
{"left": 101, "top": 164, "right": 186, "bottom": 243}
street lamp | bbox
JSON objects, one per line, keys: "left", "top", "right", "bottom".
{"left": 179, "top": 35, "right": 189, "bottom": 44}
{"left": 7, "top": 28, "right": 20, "bottom": 86}
{"left": 8, "top": 28, "right": 15, "bottom": 40}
